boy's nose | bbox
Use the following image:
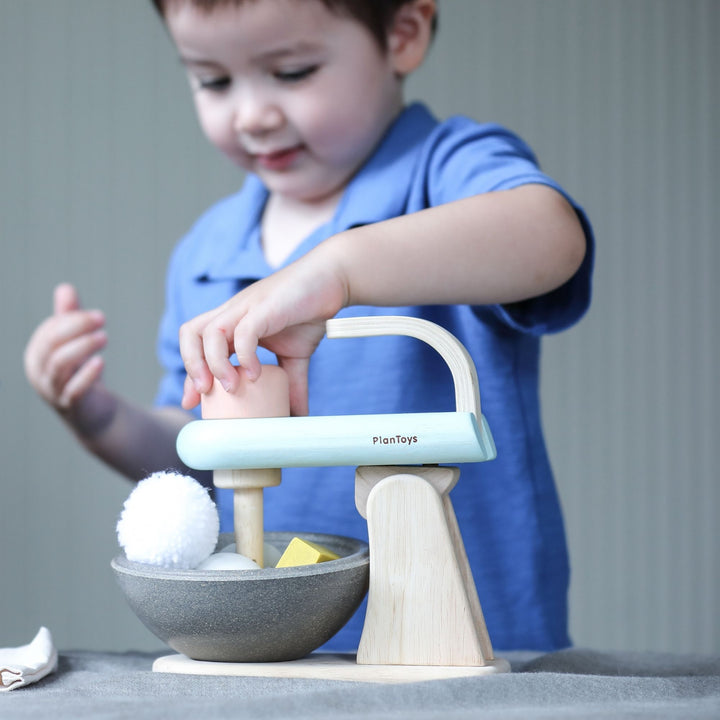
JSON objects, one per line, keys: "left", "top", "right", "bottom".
{"left": 232, "top": 93, "right": 283, "bottom": 136}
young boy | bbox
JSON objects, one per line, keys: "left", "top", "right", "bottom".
{"left": 24, "top": 0, "right": 593, "bottom": 651}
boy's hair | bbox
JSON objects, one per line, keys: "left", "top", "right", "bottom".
{"left": 150, "top": 0, "right": 437, "bottom": 51}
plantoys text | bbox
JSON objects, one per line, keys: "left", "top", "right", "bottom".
{"left": 372, "top": 435, "right": 418, "bottom": 446}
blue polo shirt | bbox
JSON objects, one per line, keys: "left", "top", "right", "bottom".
{"left": 156, "top": 103, "right": 594, "bottom": 651}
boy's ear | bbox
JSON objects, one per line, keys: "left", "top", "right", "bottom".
{"left": 387, "top": 0, "right": 436, "bottom": 76}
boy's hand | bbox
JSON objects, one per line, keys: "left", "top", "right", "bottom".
{"left": 179, "top": 250, "right": 347, "bottom": 416}
{"left": 24, "top": 284, "right": 110, "bottom": 430}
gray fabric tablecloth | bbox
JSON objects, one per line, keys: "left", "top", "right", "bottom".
{"left": 2, "top": 648, "right": 719, "bottom": 719}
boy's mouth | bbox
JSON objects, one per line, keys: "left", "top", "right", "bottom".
{"left": 254, "top": 146, "right": 302, "bottom": 171}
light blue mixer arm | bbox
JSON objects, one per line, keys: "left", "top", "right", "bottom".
{"left": 177, "top": 316, "right": 496, "bottom": 470}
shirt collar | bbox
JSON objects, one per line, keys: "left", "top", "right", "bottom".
{"left": 196, "top": 175, "right": 270, "bottom": 281}
{"left": 197, "top": 102, "right": 438, "bottom": 282}
{"left": 330, "top": 102, "right": 437, "bottom": 233}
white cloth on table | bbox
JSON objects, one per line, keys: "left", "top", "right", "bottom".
{"left": 0, "top": 627, "right": 57, "bottom": 691}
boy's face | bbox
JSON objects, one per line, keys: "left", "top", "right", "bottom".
{"left": 165, "top": 0, "right": 405, "bottom": 205}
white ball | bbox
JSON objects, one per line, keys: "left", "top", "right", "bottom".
{"left": 117, "top": 471, "right": 219, "bottom": 569}
{"left": 196, "top": 552, "right": 260, "bottom": 571}
{"left": 219, "top": 541, "right": 283, "bottom": 568}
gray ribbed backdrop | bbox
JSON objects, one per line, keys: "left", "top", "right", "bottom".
{"left": 1, "top": 0, "right": 717, "bottom": 654}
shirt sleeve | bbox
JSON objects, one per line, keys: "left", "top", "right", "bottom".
{"left": 154, "top": 237, "right": 189, "bottom": 409}
{"left": 422, "top": 117, "right": 595, "bottom": 335}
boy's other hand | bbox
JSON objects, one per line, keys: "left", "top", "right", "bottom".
{"left": 24, "top": 283, "right": 108, "bottom": 418}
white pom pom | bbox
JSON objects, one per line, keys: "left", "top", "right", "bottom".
{"left": 117, "top": 471, "right": 219, "bottom": 569}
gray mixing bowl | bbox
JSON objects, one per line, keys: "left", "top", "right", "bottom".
{"left": 112, "top": 531, "right": 369, "bottom": 662}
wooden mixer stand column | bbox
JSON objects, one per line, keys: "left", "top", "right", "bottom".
{"left": 355, "top": 464, "right": 495, "bottom": 667}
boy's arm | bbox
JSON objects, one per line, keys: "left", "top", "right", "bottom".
{"left": 180, "top": 184, "right": 587, "bottom": 414}
{"left": 67, "top": 384, "right": 194, "bottom": 480}
{"left": 331, "top": 184, "right": 585, "bottom": 307}
{"left": 327, "top": 185, "right": 586, "bottom": 305}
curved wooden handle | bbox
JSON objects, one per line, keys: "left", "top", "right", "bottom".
{"left": 326, "top": 317, "right": 481, "bottom": 418}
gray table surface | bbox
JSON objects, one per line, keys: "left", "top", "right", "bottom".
{"left": 3, "top": 647, "right": 719, "bottom": 719}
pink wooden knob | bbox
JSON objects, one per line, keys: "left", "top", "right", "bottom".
{"left": 200, "top": 365, "right": 290, "bottom": 420}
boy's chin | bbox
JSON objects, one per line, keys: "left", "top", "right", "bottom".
{"left": 262, "top": 177, "right": 348, "bottom": 207}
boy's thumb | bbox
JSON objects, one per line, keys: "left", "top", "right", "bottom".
{"left": 53, "top": 283, "right": 81, "bottom": 315}
{"left": 278, "top": 357, "right": 310, "bottom": 418}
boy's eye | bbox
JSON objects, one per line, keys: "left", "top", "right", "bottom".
{"left": 273, "top": 66, "right": 318, "bottom": 83}
{"left": 197, "top": 76, "right": 231, "bottom": 92}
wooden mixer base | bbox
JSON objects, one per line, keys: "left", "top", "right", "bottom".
{"left": 153, "top": 652, "right": 510, "bottom": 683}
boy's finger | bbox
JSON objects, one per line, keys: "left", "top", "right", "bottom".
{"left": 233, "top": 343, "right": 261, "bottom": 384}
{"left": 24, "top": 313, "right": 101, "bottom": 390}
{"left": 58, "top": 355, "right": 104, "bottom": 409}
{"left": 34, "top": 311, "right": 105, "bottom": 361}
{"left": 232, "top": 317, "right": 262, "bottom": 383}
{"left": 181, "top": 374, "right": 201, "bottom": 410}
{"left": 52, "top": 284, "right": 105, "bottom": 333}
{"left": 53, "top": 283, "right": 80, "bottom": 315}
{"left": 46, "top": 330, "right": 108, "bottom": 397}
{"left": 179, "top": 316, "right": 216, "bottom": 395}
{"left": 203, "top": 326, "right": 243, "bottom": 393}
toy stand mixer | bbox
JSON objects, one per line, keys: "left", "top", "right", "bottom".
{"left": 154, "top": 316, "right": 510, "bottom": 682}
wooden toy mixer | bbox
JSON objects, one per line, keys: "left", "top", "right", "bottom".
{"left": 162, "top": 316, "right": 510, "bottom": 681}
